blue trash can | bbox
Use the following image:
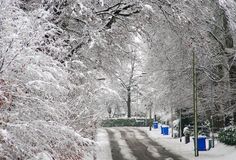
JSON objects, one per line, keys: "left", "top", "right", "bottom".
{"left": 198, "top": 137, "right": 206, "bottom": 151}
{"left": 153, "top": 121, "right": 158, "bottom": 129}
{"left": 163, "top": 127, "right": 169, "bottom": 135}
{"left": 193, "top": 136, "right": 206, "bottom": 151}
{"left": 161, "top": 126, "right": 163, "bottom": 134}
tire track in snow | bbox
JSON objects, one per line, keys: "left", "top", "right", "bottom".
{"left": 106, "top": 129, "right": 125, "bottom": 160}
{"left": 136, "top": 128, "right": 186, "bottom": 160}
{"left": 126, "top": 128, "right": 161, "bottom": 158}
{"left": 119, "top": 129, "right": 159, "bottom": 160}
{"left": 106, "top": 128, "right": 137, "bottom": 160}
{"left": 104, "top": 127, "right": 186, "bottom": 160}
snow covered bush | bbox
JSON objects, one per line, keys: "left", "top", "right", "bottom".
{"left": 0, "top": 0, "right": 97, "bottom": 159}
{"left": 0, "top": 121, "right": 94, "bottom": 159}
{"left": 219, "top": 126, "right": 236, "bottom": 145}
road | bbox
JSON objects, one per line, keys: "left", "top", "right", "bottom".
{"left": 97, "top": 127, "right": 186, "bottom": 160}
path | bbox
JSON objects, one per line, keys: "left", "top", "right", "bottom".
{"left": 96, "top": 127, "right": 187, "bottom": 160}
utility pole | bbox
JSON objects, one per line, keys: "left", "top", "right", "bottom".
{"left": 193, "top": 50, "right": 199, "bottom": 157}
{"left": 170, "top": 78, "right": 174, "bottom": 138}
{"left": 211, "top": 82, "right": 215, "bottom": 148}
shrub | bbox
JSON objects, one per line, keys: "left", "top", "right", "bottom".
{"left": 218, "top": 126, "right": 236, "bottom": 145}
{"left": 101, "top": 118, "right": 153, "bottom": 127}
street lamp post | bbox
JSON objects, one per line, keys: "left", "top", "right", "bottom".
{"left": 211, "top": 82, "right": 215, "bottom": 148}
{"left": 193, "top": 50, "right": 199, "bottom": 157}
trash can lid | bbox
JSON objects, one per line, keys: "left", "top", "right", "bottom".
{"left": 192, "top": 136, "right": 206, "bottom": 140}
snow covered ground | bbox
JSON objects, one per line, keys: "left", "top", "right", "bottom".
{"left": 95, "top": 128, "right": 113, "bottom": 160}
{"left": 141, "top": 127, "right": 236, "bottom": 160}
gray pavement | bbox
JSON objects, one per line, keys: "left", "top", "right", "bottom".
{"left": 106, "top": 128, "right": 186, "bottom": 160}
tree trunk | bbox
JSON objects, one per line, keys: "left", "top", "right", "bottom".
{"left": 127, "top": 88, "right": 131, "bottom": 118}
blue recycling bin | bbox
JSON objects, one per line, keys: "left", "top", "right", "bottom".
{"left": 163, "top": 127, "right": 169, "bottom": 135}
{"left": 198, "top": 137, "right": 206, "bottom": 151}
{"left": 193, "top": 137, "right": 206, "bottom": 151}
{"left": 153, "top": 121, "right": 158, "bottom": 129}
{"left": 161, "top": 126, "right": 163, "bottom": 134}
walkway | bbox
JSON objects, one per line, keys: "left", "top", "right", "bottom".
{"left": 96, "top": 127, "right": 186, "bottom": 160}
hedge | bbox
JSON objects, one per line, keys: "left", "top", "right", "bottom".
{"left": 218, "top": 126, "right": 236, "bottom": 145}
{"left": 101, "top": 118, "right": 153, "bottom": 127}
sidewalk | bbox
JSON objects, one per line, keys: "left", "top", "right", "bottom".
{"left": 141, "top": 127, "right": 236, "bottom": 160}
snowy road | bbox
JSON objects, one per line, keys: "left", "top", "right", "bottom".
{"left": 96, "top": 127, "right": 186, "bottom": 160}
